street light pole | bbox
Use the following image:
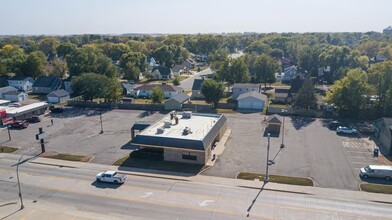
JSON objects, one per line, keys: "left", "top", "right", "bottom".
{"left": 16, "top": 154, "right": 26, "bottom": 209}
{"left": 264, "top": 133, "right": 271, "bottom": 183}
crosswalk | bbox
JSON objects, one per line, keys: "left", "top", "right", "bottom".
{"left": 342, "top": 141, "right": 369, "bottom": 150}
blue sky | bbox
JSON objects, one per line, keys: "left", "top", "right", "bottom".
{"left": 0, "top": 0, "right": 391, "bottom": 35}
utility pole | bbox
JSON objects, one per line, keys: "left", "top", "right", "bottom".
{"left": 36, "top": 128, "right": 46, "bottom": 153}
{"left": 264, "top": 133, "right": 271, "bottom": 183}
{"left": 99, "top": 110, "right": 104, "bottom": 134}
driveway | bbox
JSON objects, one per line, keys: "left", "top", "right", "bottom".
{"left": 180, "top": 68, "right": 213, "bottom": 90}
{"left": 203, "top": 114, "right": 379, "bottom": 190}
{"left": 1, "top": 108, "right": 163, "bottom": 165}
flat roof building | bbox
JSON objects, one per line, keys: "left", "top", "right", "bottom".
{"left": 131, "top": 111, "right": 227, "bottom": 164}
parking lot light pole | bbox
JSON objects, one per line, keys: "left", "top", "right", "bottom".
{"left": 264, "top": 133, "right": 271, "bottom": 183}
{"left": 280, "top": 110, "right": 287, "bottom": 149}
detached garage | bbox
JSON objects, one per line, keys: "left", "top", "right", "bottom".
{"left": 237, "top": 91, "right": 267, "bottom": 111}
{"left": 47, "top": 89, "right": 70, "bottom": 104}
{"left": 4, "top": 91, "right": 28, "bottom": 102}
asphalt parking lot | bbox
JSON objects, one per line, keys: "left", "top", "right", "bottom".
{"left": 0, "top": 107, "right": 159, "bottom": 165}
{"left": 203, "top": 114, "right": 383, "bottom": 191}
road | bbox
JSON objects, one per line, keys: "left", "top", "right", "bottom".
{"left": 180, "top": 68, "right": 213, "bottom": 90}
{"left": 0, "top": 154, "right": 391, "bottom": 219}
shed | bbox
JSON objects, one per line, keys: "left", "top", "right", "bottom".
{"left": 265, "top": 114, "right": 282, "bottom": 134}
{"left": 47, "top": 89, "right": 70, "bottom": 104}
{"left": 237, "top": 91, "right": 267, "bottom": 110}
{"left": 3, "top": 91, "right": 28, "bottom": 102}
{"left": 164, "top": 93, "right": 190, "bottom": 110}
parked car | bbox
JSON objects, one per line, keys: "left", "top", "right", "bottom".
{"left": 336, "top": 126, "right": 358, "bottom": 135}
{"left": 10, "top": 120, "right": 28, "bottom": 129}
{"left": 328, "top": 120, "right": 344, "bottom": 129}
{"left": 360, "top": 165, "right": 392, "bottom": 181}
{"left": 26, "top": 116, "right": 41, "bottom": 123}
{"left": 96, "top": 171, "right": 126, "bottom": 184}
{"left": 51, "top": 107, "right": 64, "bottom": 113}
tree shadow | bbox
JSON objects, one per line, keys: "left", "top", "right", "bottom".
{"left": 290, "top": 116, "right": 316, "bottom": 130}
{"left": 50, "top": 107, "right": 111, "bottom": 119}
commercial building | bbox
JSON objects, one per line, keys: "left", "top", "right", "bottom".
{"left": 131, "top": 111, "right": 227, "bottom": 164}
{"left": 3, "top": 102, "right": 48, "bottom": 120}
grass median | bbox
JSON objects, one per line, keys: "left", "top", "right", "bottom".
{"left": 0, "top": 146, "right": 18, "bottom": 153}
{"left": 360, "top": 183, "right": 392, "bottom": 194}
{"left": 41, "top": 152, "right": 92, "bottom": 162}
{"left": 237, "top": 172, "right": 314, "bottom": 186}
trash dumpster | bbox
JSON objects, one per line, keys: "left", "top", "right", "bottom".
{"left": 373, "top": 146, "right": 379, "bottom": 157}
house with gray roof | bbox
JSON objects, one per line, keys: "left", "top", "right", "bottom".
{"left": 232, "top": 83, "right": 260, "bottom": 100}
{"left": 0, "top": 86, "right": 18, "bottom": 99}
{"left": 151, "top": 66, "right": 173, "bottom": 80}
{"left": 383, "top": 26, "right": 392, "bottom": 35}
{"left": 32, "top": 76, "right": 62, "bottom": 94}
{"left": 237, "top": 91, "right": 267, "bottom": 111}
{"left": 191, "top": 78, "right": 204, "bottom": 99}
{"left": 8, "top": 76, "right": 34, "bottom": 93}
{"left": 47, "top": 89, "right": 70, "bottom": 104}
{"left": 134, "top": 83, "right": 182, "bottom": 98}
{"left": 164, "top": 93, "right": 190, "bottom": 110}
{"left": 4, "top": 90, "right": 28, "bottom": 102}
{"left": 121, "top": 82, "right": 138, "bottom": 97}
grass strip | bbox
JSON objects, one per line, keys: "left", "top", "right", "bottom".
{"left": 360, "top": 183, "right": 392, "bottom": 194}
{"left": 0, "top": 146, "right": 18, "bottom": 153}
{"left": 237, "top": 172, "right": 313, "bottom": 186}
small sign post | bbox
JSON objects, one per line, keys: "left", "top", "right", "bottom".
{"left": 35, "top": 127, "right": 46, "bottom": 153}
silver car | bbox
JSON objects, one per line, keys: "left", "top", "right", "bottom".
{"left": 360, "top": 165, "right": 392, "bottom": 181}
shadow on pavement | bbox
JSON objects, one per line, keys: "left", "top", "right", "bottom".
{"left": 291, "top": 116, "right": 316, "bottom": 130}
{"left": 246, "top": 182, "right": 267, "bottom": 217}
{"left": 91, "top": 180, "right": 122, "bottom": 189}
{"left": 360, "top": 177, "right": 392, "bottom": 185}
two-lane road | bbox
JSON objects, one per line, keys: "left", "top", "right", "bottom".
{"left": 180, "top": 68, "right": 213, "bottom": 90}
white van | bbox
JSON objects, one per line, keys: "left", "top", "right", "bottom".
{"left": 360, "top": 165, "right": 392, "bottom": 181}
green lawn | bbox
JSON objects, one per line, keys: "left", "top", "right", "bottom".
{"left": 0, "top": 146, "right": 18, "bottom": 153}
{"left": 360, "top": 184, "right": 392, "bottom": 194}
{"left": 271, "top": 82, "right": 290, "bottom": 87}
{"left": 41, "top": 152, "right": 92, "bottom": 162}
{"left": 28, "top": 94, "right": 47, "bottom": 101}
{"left": 113, "top": 156, "right": 206, "bottom": 174}
{"left": 237, "top": 172, "right": 314, "bottom": 186}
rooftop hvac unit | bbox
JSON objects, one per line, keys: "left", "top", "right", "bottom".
{"left": 164, "top": 121, "right": 171, "bottom": 128}
{"left": 157, "top": 128, "right": 164, "bottom": 134}
{"left": 183, "top": 111, "right": 192, "bottom": 119}
{"left": 183, "top": 127, "right": 192, "bottom": 135}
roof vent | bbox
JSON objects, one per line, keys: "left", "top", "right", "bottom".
{"left": 157, "top": 128, "right": 164, "bottom": 134}
{"left": 183, "top": 111, "right": 192, "bottom": 119}
{"left": 183, "top": 127, "right": 192, "bottom": 135}
{"left": 164, "top": 121, "right": 171, "bottom": 128}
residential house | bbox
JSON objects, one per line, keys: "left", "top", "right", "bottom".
{"left": 4, "top": 91, "right": 28, "bottom": 102}
{"left": 0, "top": 86, "right": 18, "bottom": 99}
{"left": 47, "top": 89, "right": 70, "bottom": 104}
{"left": 274, "top": 88, "right": 290, "bottom": 103}
{"left": 237, "top": 91, "right": 267, "bottom": 111}
{"left": 134, "top": 84, "right": 182, "bottom": 98}
{"left": 191, "top": 78, "right": 204, "bottom": 99}
{"left": 63, "top": 75, "right": 73, "bottom": 94}
{"left": 232, "top": 83, "right": 260, "bottom": 100}
{"left": 172, "top": 59, "right": 196, "bottom": 75}
{"left": 8, "top": 76, "right": 34, "bottom": 93}
{"left": 196, "top": 55, "right": 208, "bottom": 62}
{"left": 32, "top": 76, "right": 62, "bottom": 94}
{"left": 374, "top": 118, "right": 392, "bottom": 154}
{"left": 282, "top": 65, "right": 302, "bottom": 83}
{"left": 317, "top": 66, "right": 331, "bottom": 83}
{"left": 383, "top": 26, "right": 392, "bottom": 35}
{"left": 277, "top": 57, "right": 293, "bottom": 70}
{"left": 288, "top": 78, "right": 305, "bottom": 102}
{"left": 164, "top": 93, "right": 190, "bottom": 110}
{"left": 370, "top": 55, "right": 387, "bottom": 64}
{"left": 121, "top": 82, "right": 138, "bottom": 97}
{"left": 151, "top": 66, "right": 173, "bottom": 80}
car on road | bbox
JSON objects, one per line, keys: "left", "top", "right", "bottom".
{"left": 336, "top": 126, "right": 357, "bottom": 135}
{"left": 360, "top": 165, "right": 392, "bottom": 181}
{"left": 50, "top": 107, "right": 64, "bottom": 113}
{"left": 26, "top": 116, "right": 41, "bottom": 123}
{"left": 96, "top": 171, "right": 126, "bottom": 184}
{"left": 10, "top": 120, "right": 29, "bottom": 129}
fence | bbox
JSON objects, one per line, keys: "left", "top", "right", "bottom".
{"left": 68, "top": 100, "right": 164, "bottom": 111}
{"left": 267, "top": 106, "right": 337, "bottom": 118}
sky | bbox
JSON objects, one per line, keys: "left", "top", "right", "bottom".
{"left": 0, "top": 0, "right": 391, "bottom": 35}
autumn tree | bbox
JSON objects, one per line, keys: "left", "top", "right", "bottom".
{"left": 201, "top": 79, "right": 224, "bottom": 108}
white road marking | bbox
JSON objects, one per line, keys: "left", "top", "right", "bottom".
{"left": 198, "top": 200, "right": 215, "bottom": 207}
{"left": 139, "top": 192, "right": 153, "bottom": 198}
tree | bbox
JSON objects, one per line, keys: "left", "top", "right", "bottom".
{"left": 151, "top": 86, "right": 164, "bottom": 104}
{"left": 20, "top": 51, "right": 46, "bottom": 78}
{"left": 216, "top": 58, "right": 249, "bottom": 85}
{"left": 56, "top": 42, "right": 77, "bottom": 59}
{"left": 293, "top": 76, "right": 318, "bottom": 110}
{"left": 163, "top": 35, "right": 185, "bottom": 47}
{"left": 72, "top": 73, "right": 121, "bottom": 101}
{"left": 152, "top": 45, "right": 186, "bottom": 68}
{"left": 200, "top": 79, "right": 224, "bottom": 108}
{"left": 123, "top": 64, "right": 140, "bottom": 81}
{"left": 327, "top": 69, "right": 370, "bottom": 116}
{"left": 119, "top": 52, "right": 147, "bottom": 81}
{"left": 0, "top": 44, "right": 26, "bottom": 74}
{"left": 253, "top": 54, "right": 279, "bottom": 91}
{"left": 45, "top": 59, "right": 68, "bottom": 78}
{"left": 368, "top": 61, "right": 392, "bottom": 116}
{"left": 127, "top": 40, "right": 148, "bottom": 54}
{"left": 38, "top": 38, "right": 60, "bottom": 60}
{"left": 244, "top": 41, "right": 272, "bottom": 54}
{"left": 172, "top": 76, "right": 180, "bottom": 86}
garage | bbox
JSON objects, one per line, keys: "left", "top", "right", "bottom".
{"left": 237, "top": 91, "right": 266, "bottom": 111}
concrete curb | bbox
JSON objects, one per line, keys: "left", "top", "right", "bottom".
{"left": 30, "top": 161, "right": 78, "bottom": 168}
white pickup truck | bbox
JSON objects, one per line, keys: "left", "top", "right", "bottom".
{"left": 96, "top": 171, "right": 126, "bottom": 184}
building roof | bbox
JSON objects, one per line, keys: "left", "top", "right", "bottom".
{"left": 0, "top": 86, "right": 17, "bottom": 94}
{"left": 384, "top": 26, "right": 392, "bottom": 31}
{"left": 47, "top": 89, "right": 70, "bottom": 98}
{"left": 5, "top": 102, "right": 47, "bottom": 115}
{"left": 131, "top": 112, "right": 227, "bottom": 151}
{"left": 8, "top": 76, "right": 34, "bottom": 82}
{"left": 237, "top": 91, "right": 267, "bottom": 101}
{"left": 33, "top": 76, "right": 61, "bottom": 88}
{"left": 232, "top": 83, "right": 260, "bottom": 89}
{"left": 152, "top": 66, "right": 172, "bottom": 76}
{"left": 134, "top": 84, "right": 182, "bottom": 92}
{"left": 284, "top": 65, "right": 297, "bottom": 72}
{"left": 167, "top": 93, "right": 190, "bottom": 104}
{"left": 131, "top": 113, "right": 166, "bottom": 131}
{"left": 121, "top": 82, "right": 137, "bottom": 91}
{"left": 266, "top": 114, "right": 282, "bottom": 124}
{"left": 4, "top": 90, "right": 24, "bottom": 96}
{"left": 192, "top": 79, "right": 204, "bottom": 90}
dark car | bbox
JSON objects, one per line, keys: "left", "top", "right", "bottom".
{"left": 26, "top": 116, "right": 41, "bottom": 123}
{"left": 51, "top": 107, "right": 64, "bottom": 113}
{"left": 328, "top": 121, "right": 344, "bottom": 130}
{"left": 10, "top": 120, "right": 29, "bottom": 129}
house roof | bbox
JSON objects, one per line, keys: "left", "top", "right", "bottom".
{"left": 237, "top": 91, "right": 267, "bottom": 101}
{"left": 152, "top": 66, "right": 172, "bottom": 76}
{"left": 289, "top": 78, "right": 305, "bottom": 94}
{"left": 47, "top": 89, "right": 70, "bottom": 98}
{"left": 232, "top": 83, "right": 260, "bottom": 89}
{"left": 284, "top": 65, "right": 297, "bottom": 72}
{"left": 134, "top": 84, "right": 182, "bottom": 92}
{"left": 384, "top": 26, "right": 392, "bottom": 31}
{"left": 0, "top": 86, "right": 17, "bottom": 93}
{"left": 192, "top": 79, "right": 204, "bottom": 90}
{"left": 4, "top": 90, "right": 24, "bottom": 96}
{"left": 121, "top": 82, "right": 137, "bottom": 91}
{"left": 274, "top": 88, "right": 290, "bottom": 98}
{"left": 166, "top": 93, "right": 190, "bottom": 104}
{"left": 9, "top": 76, "right": 33, "bottom": 82}
{"left": 266, "top": 114, "right": 282, "bottom": 124}
{"left": 33, "top": 76, "right": 61, "bottom": 88}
